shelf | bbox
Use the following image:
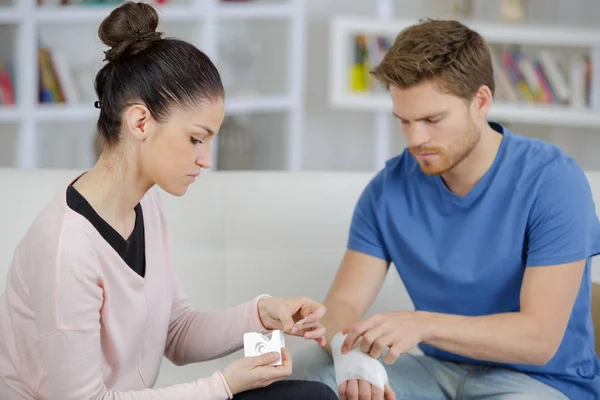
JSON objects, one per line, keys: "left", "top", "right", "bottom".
{"left": 473, "top": 22, "right": 600, "bottom": 48}
{"left": 0, "top": 106, "right": 20, "bottom": 123}
{"left": 332, "top": 17, "right": 600, "bottom": 48}
{"left": 226, "top": 95, "right": 292, "bottom": 114}
{"left": 217, "top": 2, "right": 294, "bottom": 19}
{"left": 2, "top": 1, "right": 306, "bottom": 170}
{"left": 330, "top": 93, "right": 600, "bottom": 128}
{"left": 35, "top": 104, "right": 98, "bottom": 122}
{"left": 0, "top": 8, "right": 21, "bottom": 23}
{"left": 33, "top": 96, "right": 292, "bottom": 122}
{"left": 488, "top": 103, "right": 600, "bottom": 128}
{"left": 35, "top": 5, "right": 201, "bottom": 24}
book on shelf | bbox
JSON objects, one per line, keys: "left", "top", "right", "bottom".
{"left": 349, "top": 34, "right": 391, "bottom": 93}
{"left": 38, "top": 45, "right": 80, "bottom": 105}
{"left": 349, "top": 33, "right": 600, "bottom": 110}
{"left": 0, "top": 60, "right": 16, "bottom": 107}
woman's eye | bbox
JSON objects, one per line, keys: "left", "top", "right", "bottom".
{"left": 191, "top": 137, "right": 203, "bottom": 145}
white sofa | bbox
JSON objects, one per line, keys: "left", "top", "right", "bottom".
{"left": 1, "top": 169, "right": 600, "bottom": 388}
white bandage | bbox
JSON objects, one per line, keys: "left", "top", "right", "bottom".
{"left": 330, "top": 332, "right": 389, "bottom": 390}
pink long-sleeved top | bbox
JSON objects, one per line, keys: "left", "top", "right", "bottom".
{"left": 0, "top": 185, "right": 267, "bottom": 399}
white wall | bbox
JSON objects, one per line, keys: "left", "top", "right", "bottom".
{"left": 302, "top": 0, "right": 600, "bottom": 171}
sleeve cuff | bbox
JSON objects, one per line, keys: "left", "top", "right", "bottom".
{"left": 215, "top": 370, "right": 234, "bottom": 399}
{"left": 250, "top": 294, "right": 271, "bottom": 333}
{"left": 526, "top": 251, "right": 590, "bottom": 267}
{"left": 347, "top": 241, "right": 390, "bottom": 262}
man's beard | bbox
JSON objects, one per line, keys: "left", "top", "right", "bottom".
{"left": 409, "top": 121, "right": 481, "bottom": 176}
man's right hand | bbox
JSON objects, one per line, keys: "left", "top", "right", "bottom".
{"left": 339, "top": 379, "right": 396, "bottom": 400}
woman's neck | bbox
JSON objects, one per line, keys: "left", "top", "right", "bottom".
{"left": 72, "top": 147, "right": 153, "bottom": 237}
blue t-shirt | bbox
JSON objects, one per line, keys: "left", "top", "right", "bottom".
{"left": 348, "top": 122, "right": 600, "bottom": 399}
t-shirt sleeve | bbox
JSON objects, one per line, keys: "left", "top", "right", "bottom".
{"left": 347, "top": 172, "right": 391, "bottom": 262}
{"left": 526, "top": 158, "right": 600, "bottom": 267}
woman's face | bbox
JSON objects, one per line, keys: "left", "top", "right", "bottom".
{"left": 137, "top": 98, "right": 225, "bottom": 196}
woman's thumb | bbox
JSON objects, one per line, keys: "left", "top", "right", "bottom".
{"left": 280, "top": 311, "right": 295, "bottom": 333}
{"left": 249, "top": 351, "right": 280, "bottom": 367}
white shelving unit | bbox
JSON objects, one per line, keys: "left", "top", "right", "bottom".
{"left": 0, "top": 0, "right": 307, "bottom": 171}
{"left": 329, "top": 12, "right": 600, "bottom": 170}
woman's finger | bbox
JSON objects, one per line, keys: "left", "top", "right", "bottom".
{"left": 258, "top": 349, "right": 292, "bottom": 382}
{"left": 246, "top": 351, "right": 280, "bottom": 368}
{"left": 292, "top": 321, "right": 323, "bottom": 334}
{"left": 301, "top": 303, "right": 326, "bottom": 324}
{"left": 278, "top": 305, "right": 296, "bottom": 332}
{"left": 302, "top": 324, "right": 326, "bottom": 340}
{"left": 280, "top": 347, "right": 292, "bottom": 374}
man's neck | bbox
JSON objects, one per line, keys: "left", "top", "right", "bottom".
{"left": 441, "top": 124, "right": 503, "bottom": 197}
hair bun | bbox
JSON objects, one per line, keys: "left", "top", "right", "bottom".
{"left": 98, "top": 1, "right": 162, "bottom": 63}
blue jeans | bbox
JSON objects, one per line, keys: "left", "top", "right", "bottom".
{"left": 291, "top": 344, "right": 569, "bottom": 399}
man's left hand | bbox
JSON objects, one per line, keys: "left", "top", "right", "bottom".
{"left": 341, "top": 311, "right": 433, "bottom": 364}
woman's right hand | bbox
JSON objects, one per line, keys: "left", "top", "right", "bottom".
{"left": 221, "top": 347, "right": 292, "bottom": 395}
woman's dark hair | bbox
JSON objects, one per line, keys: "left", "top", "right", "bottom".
{"left": 94, "top": 1, "right": 224, "bottom": 148}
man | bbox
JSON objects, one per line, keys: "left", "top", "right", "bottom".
{"left": 293, "top": 19, "right": 600, "bottom": 400}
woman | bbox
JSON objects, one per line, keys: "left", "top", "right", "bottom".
{"left": 0, "top": 2, "right": 336, "bottom": 399}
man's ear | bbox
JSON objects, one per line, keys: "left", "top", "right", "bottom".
{"left": 124, "top": 104, "right": 152, "bottom": 141}
{"left": 470, "top": 85, "right": 493, "bottom": 120}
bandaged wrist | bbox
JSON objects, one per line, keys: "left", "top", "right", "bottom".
{"left": 330, "top": 332, "right": 389, "bottom": 390}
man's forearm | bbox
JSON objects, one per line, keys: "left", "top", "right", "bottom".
{"left": 322, "top": 296, "right": 363, "bottom": 355}
{"left": 422, "top": 311, "right": 560, "bottom": 366}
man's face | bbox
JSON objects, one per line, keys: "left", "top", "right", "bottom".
{"left": 391, "top": 80, "right": 481, "bottom": 176}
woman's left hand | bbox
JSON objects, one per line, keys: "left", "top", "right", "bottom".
{"left": 258, "top": 297, "right": 327, "bottom": 347}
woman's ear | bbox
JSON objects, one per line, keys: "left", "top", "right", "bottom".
{"left": 124, "top": 104, "right": 152, "bottom": 141}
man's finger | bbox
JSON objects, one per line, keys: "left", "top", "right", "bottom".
{"left": 372, "top": 383, "right": 385, "bottom": 400}
{"left": 338, "top": 381, "right": 348, "bottom": 400}
{"left": 359, "top": 325, "right": 387, "bottom": 355}
{"left": 370, "top": 333, "right": 394, "bottom": 359}
{"left": 343, "top": 319, "right": 377, "bottom": 354}
{"left": 383, "top": 342, "right": 403, "bottom": 365}
{"left": 384, "top": 383, "right": 396, "bottom": 400}
{"left": 346, "top": 379, "right": 359, "bottom": 400}
{"left": 358, "top": 379, "right": 372, "bottom": 399}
